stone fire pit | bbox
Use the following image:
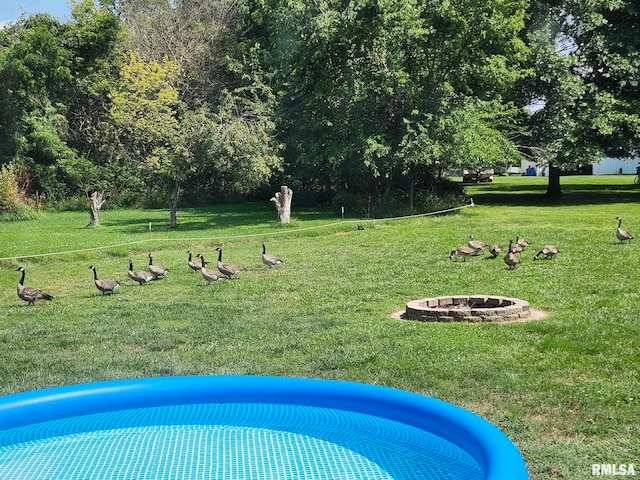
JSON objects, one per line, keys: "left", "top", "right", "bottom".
{"left": 404, "top": 295, "right": 531, "bottom": 323}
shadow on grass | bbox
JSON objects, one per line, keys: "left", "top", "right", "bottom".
{"left": 467, "top": 178, "right": 640, "bottom": 206}
{"left": 101, "top": 203, "right": 336, "bottom": 234}
{"left": 90, "top": 178, "right": 639, "bottom": 231}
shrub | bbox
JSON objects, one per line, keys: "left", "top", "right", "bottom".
{"left": 0, "top": 164, "right": 37, "bottom": 220}
{"left": 413, "top": 179, "right": 468, "bottom": 214}
{"left": 331, "top": 179, "right": 467, "bottom": 219}
{"left": 0, "top": 204, "right": 39, "bottom": 221}
{"left": 0, "top": 164, "right": 22, "bottom": 211}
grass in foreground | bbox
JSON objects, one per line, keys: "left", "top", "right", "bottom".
{"left": 0, "top": 175, "right": 639, "bottom": 479}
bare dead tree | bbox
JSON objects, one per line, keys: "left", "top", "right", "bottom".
{"left": 87, "top": 190, "right": 106, "bottom": 227}
{"left": 270, "top": 186, "right": 293, "bottom": 224}
{"left": 118, "top": 0, "right": 241, "bottom": 105}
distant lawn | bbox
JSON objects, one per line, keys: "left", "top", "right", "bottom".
{"left": 460, "top": 172, "right": 640, "bottom": 205}
{"left": 1, "top": 175, "right": 639, "bottom": 479}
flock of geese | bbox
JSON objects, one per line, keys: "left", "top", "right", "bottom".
{"left": 14, "top": 242, "right": 284, "bottom": 305}
{"left": 12, "top": 217, "right": 634, "bottom": 305}
{"left": 449, "top": 234, "right": 559, "bottom": 270}
{"left": 449, "top": 216, "right": 634, "bottom": 270}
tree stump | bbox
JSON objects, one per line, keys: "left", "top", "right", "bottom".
{"left": 270, "top": 186, "right": 293, "bottom": 224}
{"left": 88, "top": 191, "right": 105, "bottom": 227}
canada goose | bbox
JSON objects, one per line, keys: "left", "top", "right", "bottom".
{"left": 504, "top": 241, "right": 521, "bottom": 270}
{"left": 148, "top": 253, "right": 169, "bottom": 278}
{"left": 88, "top": 265, "right": 121, "bottom": 294}
{"left": 516, "top": 235, "right": 529, "bottom": 249}
{"left": 187, "top": 250, "right": 203, "bottom": 272}
{"left": 449, "top": 245, "right": 476, "bottom": 261}
{"left": 15, "top": 267, "right": 54, "bottom": 305}
{"left": 196, "top": 253, "right": 228, "bottom": 284}
{"left": 468, "top": 235, "right": 486, "bottom": 254}
{"left": 488, "top": 243, "right": 502, "bottom": 258}
{"left": 128, "top": 259, "right": 154, "bottom": 285}
{"left": 261, "top": 241, "right": 283, "bottom": 268}
{"left": 215, "top": 247, "right": 247, "bottom": 277}
{"left": 509, "top": 241, "right": 523, "bottom": 254}
{"left": 533, "top": 245, "right": 560, "bottom": 260}
{"left": 616, "top": 217, "right": 633, "bottom": 243}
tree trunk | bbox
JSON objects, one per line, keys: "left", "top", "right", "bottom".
{"left": 169, "top": 184, "right": 180, "bottom": 228}
{"left": 546, "top": 165, "right": 562, "bottom": 199}
{"left": 169, "top": 200, "right": 178, "bottom": 228}
{"left": 270, "top": 186, "right": 293, "bottom": 224}
{"left": 408, "top": 177, "right": 415, "bottom": 212}
{"left": 88, "top": 191, "right": 105, "bottom": 227}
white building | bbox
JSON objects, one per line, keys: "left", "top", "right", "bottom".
{"left": 517, "top": 157, "right": 638, "bottom": 176}
{"left": 592, "top": 157, "right": 638, "bottom": 175}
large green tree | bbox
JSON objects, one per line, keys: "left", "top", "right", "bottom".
{"left": 524, "top": 0, "right": 640, "bottom": 198}
{"left": 0, "top": 14, "right": 74, "bottom": 182}
{"left": 116, "top": 0, "right": 283, "bottom": 206}
{"left": 64, "top": 0, "right": 125, "bottom": 164}
{"left": 0, "top": 2, "right": 127, "bottom": 203}
{"left": 179, "top": 87, "right": 283, "bottom": 204}
{"left": 261, "top": 0, "right": 528, "bottom": 208}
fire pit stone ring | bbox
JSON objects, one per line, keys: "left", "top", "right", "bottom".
{"left": 404, "top": 295, "right": 531, "bottom": 323}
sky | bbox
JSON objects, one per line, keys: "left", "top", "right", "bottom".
{"left": 0, "top": 0, "right": 72, "bottom": 26}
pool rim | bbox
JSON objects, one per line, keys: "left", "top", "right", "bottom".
{"left": 0, "top": 375, "right": 528, "bottom": 479}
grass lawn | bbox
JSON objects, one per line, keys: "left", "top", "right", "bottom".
{"left": 1, "top": 174, "right": 639, "bottom": 479}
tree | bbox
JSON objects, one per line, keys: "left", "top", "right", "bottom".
{"left": 263, "top": 0, "right": 529, "bottom": 208}
{"left": 108, "top": 52, "right": 185, "bottom": 226}
{"left": 117, "top": 0, "right": 244, "bottom": 107}
{"left": 88, "top": 190, "right": 106, "bottom": 227}
{"left": 0, "top": 14, "right": 74, "bottom": 193}
{"left": 523, "top": 0, "right": 640, "bottom": 198}
{"left": 64, "top": 0, "right": 126, "bottom": 162}
{"left": 116, "top": 0, "right": 283, "bottom": 206}
{"left": 564, "top": 1, "right": 640, "bottom": 157}
{"left": 178, "top": 86, "right": 283, "bottom": 203}
{"left": 0, "top": 4, "right": 127, "bottom": 205}
{"left": 400, "top": 99, "right": 523, "bottom": 208}
{"left": 270, "top": 185, "right": 293, "bottom": 223}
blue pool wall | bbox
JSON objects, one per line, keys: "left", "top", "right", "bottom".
{"left": 0, "top": 375, "right": 528, "bottom": 480}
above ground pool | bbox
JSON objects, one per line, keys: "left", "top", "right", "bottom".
{"left": 0, "top": 376, "right": 527, "bottom": 479}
